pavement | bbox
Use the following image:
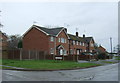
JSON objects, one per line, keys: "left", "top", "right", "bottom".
{"left": 79, "top": 59, "right": 118, "bottom": 64}
{"left": 2, "top": 63, "right": 118, "bottom": 81}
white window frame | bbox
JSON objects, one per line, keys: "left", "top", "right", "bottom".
{"left": 90, "top": 50, "right": 92, "bottom": 52}
{"left": 73, "top": 41, "right": 75, "bottom": 45}
{"left": 64, "top": 39, "right": 66, "bottom": 43}
{"left": 61, "top": 38, "right": 64, "bottom": 43}
{"left": 58, "top": 38, "right": 61, "bottom": 42}
{"left": 76, "top": 41, "right": 78, "bottom": 45}
{"left": 70, "top": 49, "right": 73, "bottom": 54}
{"left": 50, "top": 36, "right": 54, "bottom": 42}
{"left": 91, "top": 43, "right": 94, "bottom": 47}
{"left": 64, "top": 50, "right": 67, "bottom": 55}
{"left": 80, "top": 42, "right": 81, "bottom": 46}
{"left": 83, "top": 42, "right": 84, "bottom": 46}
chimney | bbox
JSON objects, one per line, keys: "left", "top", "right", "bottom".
{"left": 83, "top": 34, "right": 85, "bottom": 38}
{"left": 76, "top": 32, "right": 78, "bottom": 36}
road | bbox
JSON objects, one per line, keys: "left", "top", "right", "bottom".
{"left": 2, "top": 63, "right": 119, "bottom": 81}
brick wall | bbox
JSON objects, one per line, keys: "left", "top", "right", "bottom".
{"left": 23, "top": 28, "right": 49, "bottom": 54}
{"left": 56, "top": 30, "right": 69, "bottom": 55}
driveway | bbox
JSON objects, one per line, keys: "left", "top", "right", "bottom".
{"left": 2, "top": 63, "right": 118, "bottom": 81}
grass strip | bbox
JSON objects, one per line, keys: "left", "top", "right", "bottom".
{"left": 2, "top": 59, "right": 101, "bottom": 70}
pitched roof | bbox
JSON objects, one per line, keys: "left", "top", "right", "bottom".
{"left": 99, "top": 45, "right": 106, "bottom": 50}
{"left": 83, "top": 37, "right": 93, "bottom": 43}
{"left": 0, "top": 31, "right": 8, "bottom": 38}
{"left": 68, "top": 34, "right": 94, "bottom": 43}
{"left": 33, "top": 25, "right": 64, "bottom": 36}
{"left": 68, "top": 34, "right": 84, "bottom": 42}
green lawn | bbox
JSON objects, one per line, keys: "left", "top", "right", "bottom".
{"left": 101, "top": 61, "right": 117, "bottom": 64}
{"left": 115, "top": 56, "right": 120, "bottom": 60}
{"left": 2, "top": 59, "right": 101, "bottom": 70}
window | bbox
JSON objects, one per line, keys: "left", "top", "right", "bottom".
{"left": 80, "top": 49, "right": 82, "bottom": 52}
{"left": 0, "top": 38, "right": 3, "bottom": 42}
{"left": 50, "top": 36, "right": 54, "bottom": 42}
{"left": 61, "top": 38, "right": 64, "bottom": 43}
{"left": 90, "top": 50, "right": 92, "bottom": 52}
{"left": 58, "top": 38, "right": 61, "bottom": 42}
{"left": 76, "top": 41, "right": 78, "bottom": 45}
{"left": 64, "top": 50, "right": 67, "bottom": 55}
{"left": 80, "top": 42, "right": 81, "bottom": 46}
{"left": 60, "top": 38, "right": 66, "bottom": 43}
{"left": 73, "top": 41, "right": 75, "bottom": 45}
{"left": 70, "top": 49, "right": 73, "bottom": 54}
{"left": 83, "top": 42, "right": 84, "bottom": 46}
{"left": 81, "top": 42, "right": 83, "bottom": 46}
{"left": 50, "top": 48, "right": 54, "bottom": 54}
{"left": 91, "top": 43, "right": 94, "bottom": 47}
{"left": 64, "top": 39, "right": 66, "bottom": 43}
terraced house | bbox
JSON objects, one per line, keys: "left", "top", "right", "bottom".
{"left": 23, "top": 25, "right": 96, "bottom": 55}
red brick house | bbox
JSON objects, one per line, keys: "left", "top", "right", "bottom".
{"left": 98, "top": 45, "right": 106, "bottom": 53}
{"left": 23, "top": 25, "right": 96, "bottom": 55}
{"left": 0, "top": 31, "right": 8, "bottom": 51}
{"left": 68, "top": 33, "right": 95, "bottom": 55}
{"left": 23, "top": 25, "right": 69, "bottom": 55}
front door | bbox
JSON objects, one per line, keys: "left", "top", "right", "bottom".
{"left": 77, "top": 50, "right": 79, "bottom": 55}
{"left": 60, "top": 49, "right": 63, "bottom": 55}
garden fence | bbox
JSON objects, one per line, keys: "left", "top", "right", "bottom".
{"left": 6, "top": 49, "right": 78, "bottom": 62}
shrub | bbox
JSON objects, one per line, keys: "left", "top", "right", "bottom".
{"left": 97, "top": 52, "right": 107, "bottom": 59}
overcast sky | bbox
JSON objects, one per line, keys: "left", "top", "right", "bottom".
{"left": 0, "top": 2, "right": 118, "bottom": 52}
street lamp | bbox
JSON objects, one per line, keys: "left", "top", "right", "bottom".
{"left": 110, "top": 37, "right": 113, "bottom": 53}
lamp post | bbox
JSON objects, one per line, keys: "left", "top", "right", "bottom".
{"left": 110, "top": 37, "right": 113, "bottom": 53}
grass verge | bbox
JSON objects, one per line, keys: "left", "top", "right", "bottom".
{"left": 2, "top": 59, "right": 101, "bottom": 70}
{"left": 101, "top": 61, "right": 117, "bottom": 64}
{"left": 114, "top": 56, "right": 120, "bottom": 60}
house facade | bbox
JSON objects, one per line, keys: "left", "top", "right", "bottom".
{"left": 23, "top": 25, "right": 97, "bottom": 55}
{"left": 0, "top": 31, "right": 8, "bottom": 51}
{"left": 98, "top": 45, "right": 106, "bottom": 53}
{"left": 23, "top": 25, "right": 69, "bottom": 55}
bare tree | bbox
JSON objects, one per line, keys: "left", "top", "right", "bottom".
{"left": 8, "top": 34, "right": 22, "bottom": 49}
{"left": 0, "top": 10, "right": 3, "bottom": 29}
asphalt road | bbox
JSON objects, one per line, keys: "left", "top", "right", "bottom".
{"left": 2, "top": 63, "right": 119, "bottom": 81}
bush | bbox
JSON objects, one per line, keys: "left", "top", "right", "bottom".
{"left": 97, "top": 52, "right": 107, "bottom": 59}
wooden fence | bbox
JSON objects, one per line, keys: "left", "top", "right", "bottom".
{"left": 5, "top": 49, "right": 78, "bottom": 62}
{"left": 3, "top": 49, "right": 100, "bottom": 62}
{"left": 7, "top": 49, "right": 54, "bottom": 60}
